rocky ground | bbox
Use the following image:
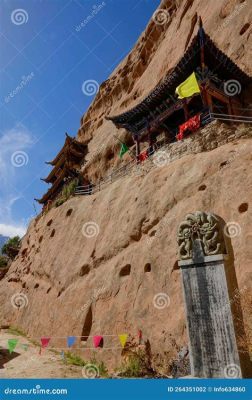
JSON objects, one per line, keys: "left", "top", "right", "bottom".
{"left": 0, "top": 330, "right": 83, "bottom": 378}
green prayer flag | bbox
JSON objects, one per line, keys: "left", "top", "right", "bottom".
{"left": 8, "top": 339, "right": 18, "bottom": 354}
{"left": 119, "top": 143, "right": 129, "bottom": 158}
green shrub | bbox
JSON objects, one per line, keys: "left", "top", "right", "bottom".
{"left": 62, "top": 178, "right": 78, "bottom": 199}
{"left": 65, "top": 351, "right": 86, "bottom": 367}
{"left": 7, "top": 326, "right": 27, "bottom": 337}
{"left": 118, "top": 354, "right": 145, "bottom": 377}
{"left": 0, "top": 255, "right": 8, "bottom": 269}
{"left": 55, "top": 178, "right": 78, "bottom": 207}
{"left": 97, "top": 361, "right": 108, "bottom": 377}
{"left": 55, "top": 198, "right": 65, "bottom": 207}
{"left": 64, "top": 352, "right": 108, "bottom": 377}
{"left": 90, "top": 356, "right": 108, "bottom": 377}
{"left": 2, "top": 236, "right": 21, "bottom": 260}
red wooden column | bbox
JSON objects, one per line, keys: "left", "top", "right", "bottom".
{"left": 135, "top": 137, "right": 140, "bottom": 163}
{"left": 205, "top": 89, "right": 213, "bottom": 112}
{"left": 227, "top": 97, "right": 233, "bottom": 115}
{"left": 182, "top": 99, "right": 190, "bottom": 121}
{"left": 200, "top": 83, "right": 208, "bottom": 108}
{"left": 147, "top": 123, "right": 154, "bottom": 155}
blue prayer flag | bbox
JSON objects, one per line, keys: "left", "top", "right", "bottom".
{"left": 67, "top": 336, "right": 76, "bottom": 347}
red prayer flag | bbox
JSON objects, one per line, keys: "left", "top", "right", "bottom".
{"left": 176, "top": 132, "right": 184, "bottom": 141}
{"left": 138, "top": 329, "right": 143, "bottom": 345}
{"left": 139, "top": 150, "right": 148, "bottom": 162}
{"left": 39, "top": 337, "right": 50, "bottom": 355}
{"left": 93, "top": 335, "right": 103, "bottom": 348}
{"left": 41, "top": 337, "right": 50, "bottom": 349}
{"left": 177, "top": 114, "right": 201, "bottom": 141}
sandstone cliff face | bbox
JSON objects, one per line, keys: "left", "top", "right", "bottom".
{"left": 0, "top": 122, "right": 252, "bottom": 373}
{"left": 77, "top": 0, "right": 252, "bottom": 182}
{"left": 0, "top": 0, "right": 252, "bottom": 375}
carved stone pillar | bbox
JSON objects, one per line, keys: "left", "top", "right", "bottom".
{"left": 177, "top": 211, "right": 241, "bottom": 378}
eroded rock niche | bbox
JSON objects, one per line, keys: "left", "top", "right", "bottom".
{"left": 81, "top": 306, "right": 93, "bottom": 342}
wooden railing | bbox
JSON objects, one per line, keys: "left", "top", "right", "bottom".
{"left": 75, "top": 111, "right": 252, "bottom": 197}
{"left": 75, "top": 141, "right": 166, "bottom": 196}
{"left": 209, "top": 112, "right": 252, "bottom": 123}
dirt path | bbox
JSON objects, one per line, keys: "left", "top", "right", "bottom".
{"left": 0, "top": 331, "right": 83, "bottom": 378}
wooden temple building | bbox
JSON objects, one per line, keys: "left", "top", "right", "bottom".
{"left": 35, "top": 134, "right": 87, "bottom": 205}
{"left": 36, "top": 19, "right": 251, "bottom": 206}
{"left": 106, "top": 19, "right": 252, "bottom": 159}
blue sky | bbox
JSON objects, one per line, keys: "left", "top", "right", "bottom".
{"left": 0, "top": 0, "right": 160, "bottom": 237}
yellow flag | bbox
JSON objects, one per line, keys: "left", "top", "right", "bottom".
{"left": 118, "top": 334, "right": 128, "bottom": 348}
{"left": 175, "top": 72, "right": 200, "bottom": 99}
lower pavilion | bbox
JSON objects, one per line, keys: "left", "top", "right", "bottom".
{"left": 35, "top": 134, "right": 87, "bottom": 207}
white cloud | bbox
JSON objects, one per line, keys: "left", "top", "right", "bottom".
{"left": 0, "top": 223, "right": 26, "bottom": 238}
{"left": 0, "top": 124, "right": 34, "bottom": 236}
{"left": 0, "top": 194, "right": 21, "bottom": 222}
{"left": 0, "top": 124, "right": 34, "bottom": 183}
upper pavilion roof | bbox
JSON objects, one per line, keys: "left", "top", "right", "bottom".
{"left": 106, "top": 27, "right": 251, "bottom": 127}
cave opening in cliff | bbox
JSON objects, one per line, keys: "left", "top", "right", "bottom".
{"left": 81, "top": 305, "right": 93, "bottom": 342}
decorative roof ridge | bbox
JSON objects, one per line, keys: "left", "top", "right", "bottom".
{"left": 45, "top": 133, "right": 87, "bottom": 165}
{"left": 106, "top": 25, "right": 251, "bottom": 124}
{"left": 105, "top": 34, "right": 199, "bottom": 122}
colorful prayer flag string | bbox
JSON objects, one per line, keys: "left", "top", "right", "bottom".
{"left": 5, "top": 332, "right": 130, "bottom": 351}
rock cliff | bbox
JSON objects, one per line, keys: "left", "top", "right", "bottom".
{"left": 0, "top": 0, "right": 251, "bottom": 375}
{"left": 77, "top": 0, "right": 252, "bottom": 182}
